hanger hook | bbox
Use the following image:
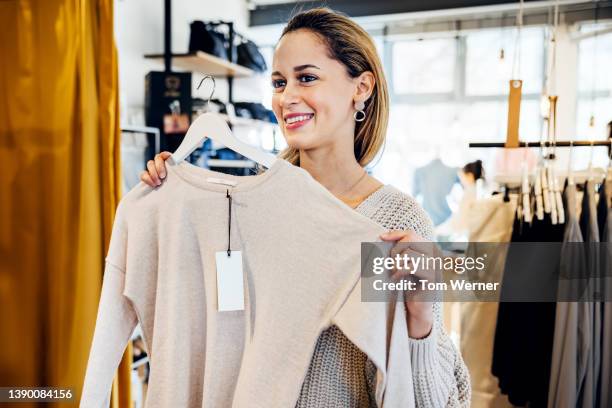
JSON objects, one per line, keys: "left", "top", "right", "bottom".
{"left": 587, "top": 139, "right": 595, "bottom": 181}
{"left": 197, "top": 75, "right": 216, "bottom": 106}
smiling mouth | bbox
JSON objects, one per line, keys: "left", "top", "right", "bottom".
{"left": 284, "top": 114, "right": 314, "bottom": 129}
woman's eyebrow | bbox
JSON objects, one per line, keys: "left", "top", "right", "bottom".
{"left": 271, "top": 64, "right": 321, "bottom": 77}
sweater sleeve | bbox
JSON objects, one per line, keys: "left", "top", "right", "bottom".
{"left": 80, "top": 261, "right": 138, "bottom": 408}
{"left": 386, "top": 192, "right": 472, "bottom": 407}
{"left": 409, "top": 302, "right": 471, "bottom": 407}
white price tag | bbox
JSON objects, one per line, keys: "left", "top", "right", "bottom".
{"left": 215, "top": 251, "right": 245, "bottom": 311}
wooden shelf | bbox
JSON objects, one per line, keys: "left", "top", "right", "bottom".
{"left": 144, "top": 51, "right": 254, "bottom": 77}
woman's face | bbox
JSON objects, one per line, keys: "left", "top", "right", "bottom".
{"left": 459, "top": 170, "right": 475, "bottom": 187}
{"left": 271, "top": 29, "right": 362, "bottom": 151}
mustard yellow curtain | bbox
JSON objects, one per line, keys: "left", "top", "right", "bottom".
{"left": 0, "top": 1, "right": 131, "bottom": 407}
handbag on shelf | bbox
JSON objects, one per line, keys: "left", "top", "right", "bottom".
{"left": 237, "top": 39, "right": 267, "bottom": 72}
{"left": 188, "top": 21, "right": 228, "bottom": 60}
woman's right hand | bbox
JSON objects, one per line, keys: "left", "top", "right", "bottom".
{"left": 140, "top": 151, "right": 172, "bottom": 187}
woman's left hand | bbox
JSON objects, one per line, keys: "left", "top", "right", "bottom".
{"left": 380, "top": 230, "right": 437, "bottom": 339}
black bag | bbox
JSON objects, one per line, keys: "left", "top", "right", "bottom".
{"left": 237, "top": 40, "right": 267, "bottom": 72}
{"left": 189, "top": 21, "right": 228, "bottom": 60}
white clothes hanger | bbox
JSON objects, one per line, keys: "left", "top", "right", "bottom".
{"left": 521, "top": 164, "right": 532, "bottom": 223}
{"left": 534, "top": 167, "right": 544, "bottom": 220}
{"left": 170, "top": 76, "right": 277, "bottom": 168}
{"left": 567, "top": 140, "right": 575, "bottom": 186}
{"left": 587, "top": 140, "right": 595, "bottom": 182}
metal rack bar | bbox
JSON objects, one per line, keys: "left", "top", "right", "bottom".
{"left": 469, "top": 140, "right": 612, "bottom": 148}
{"left": 122, "top": 126, "right": 161, "bottom": 155}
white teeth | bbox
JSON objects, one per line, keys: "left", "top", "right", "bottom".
{"left": 286, "top": 114, "right": 313, "bottom": 124}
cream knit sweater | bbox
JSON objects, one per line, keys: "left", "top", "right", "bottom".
{"left": 298, "top": 185, "right": 471, "bottom": 407}
{"left": 81, "top": 158, "right": 470, "bottom": 407}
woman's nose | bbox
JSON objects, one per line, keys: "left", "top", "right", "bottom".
{"left": 280, "top": 81, "right": 301, "bottom": 108}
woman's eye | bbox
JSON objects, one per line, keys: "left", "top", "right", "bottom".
{"left": 298, "top": 74, "right": 317, "bottom": 83}
{"left": 271, "top": 79, "right": 286, "bottom": 89}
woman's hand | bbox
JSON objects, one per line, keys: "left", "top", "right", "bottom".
{"left": 140, "top": 151, "right": 172, "bottom": 187}
{"left": 380, "top": 230, "right": 437, "bottom": 339}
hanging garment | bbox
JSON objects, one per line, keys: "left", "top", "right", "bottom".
{"left": 493, "top": 148, "right": 538, "bottom": 176}
{"left": 580, "top": 181, "right": 600, "bottom": 243}
{"left": 461, "top": 195, "right": 515, "bottom": 408}
{"left": 578, "top": 180, "right": 601, "bottom": 408}
{"left": 600, "top": 206, "right": 612, "bottom": 408}
{"left": 597, "top": 178, "right": 611, "bottom": 242}
{"left": 80, "top": 158, "right": 417, "bottom": 408}
{"left": 413, "top": 158, "right": 459, "bottom": 225}
{"left": 437, "top": 183, "right": 477, "bottom": 236}
{"left": 547, "top": 183, "right": 591, "bottom": 408}
{"left": 595, "top": 176, "right": 611, "bottom": 408}
{"left": 492, "top": 211, "right": 565, "bottom": 407}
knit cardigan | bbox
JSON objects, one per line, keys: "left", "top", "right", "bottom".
{"left": 296, "top": 185, "right": 471, "bottom": 408}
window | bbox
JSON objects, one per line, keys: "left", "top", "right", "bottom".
{"left": 465, "top": 27, "right": 544, "bottom": 96}
{"left": 392, "top": 38, "right": 456, "bottom": 94}
{"left": 575, "top": 23, "right": 612, "bottom": 169}
{"left": 375, "top": 27, "right": 546, "bottom": 192}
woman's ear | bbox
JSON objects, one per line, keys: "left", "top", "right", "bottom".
{"left": 353, "top": 71, "right": 375, "bottom": 104}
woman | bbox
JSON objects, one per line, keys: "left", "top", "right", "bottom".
{"left": 141, "top": 8, "right": 470, "bottom": 407}
{"left": 460, "top": 160, "right": 485, "bottom": 187}
{"left": 438, "top": 160, "right": 486, "bottom": 237}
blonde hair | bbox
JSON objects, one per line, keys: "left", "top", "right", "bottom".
{"left": 276, "top": 7, "right": 389, "bottom": 167}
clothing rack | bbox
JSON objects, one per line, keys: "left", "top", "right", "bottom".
{"left": 469, "top": 139, "right": 612, "bottom": 158}
{"left": 469, "top": 140, "right": 611, "bottom": 148}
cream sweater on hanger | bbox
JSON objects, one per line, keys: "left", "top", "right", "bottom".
{"left": 80, "top": 158, "right": 469, "bottom": 407}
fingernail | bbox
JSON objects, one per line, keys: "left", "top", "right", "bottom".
{"left": 160, "top": 171, "right": 166, "bottom": 179}
{"left": 156, "top": 180, "right": 161, "bottom": 186}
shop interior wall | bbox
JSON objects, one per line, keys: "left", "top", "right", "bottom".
{"left": 114, "top": 0, "right": 270, "bottom": 127}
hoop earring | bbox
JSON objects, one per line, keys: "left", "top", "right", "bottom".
{"left": 354, "top": 100, "right": 366, "bottom": 122}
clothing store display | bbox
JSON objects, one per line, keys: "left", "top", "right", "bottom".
{"left": 492, "top": 211, "right": 565, "bottom": 407}
{"left": 437, "top": 183, "right": 477, "bottom": 236}
{"left": 81, "top": 159, "right": 469, "bottom": 407}
{"left": 580, "top": 180, "right": 600, "bottom": 243}
{"left": 579, "top": 180, "right": 601, "bottom": 408}
{"left": 598, "top": 177, "right": 612, "bottom": 241}
{"left": 493, "top": 148, "right": 538, "bottom": 176}
{"left": 547, "top": 183, "right": 590, "bottom": 408}
{"left": 461, "top": 195, "right": 515, "bottom": 408}
{"left": 188, "top": 21, "right": 229, "bottom": 59}
{"left": 600, "top": 205, "right": 612, "bottom": 408}
{"left": 413, "top": 158, "right": 459, "bottom": 226}
{"left": 236, "top": 39, "right": 267, "bottom": 72}
{"left": 594, "top": 176, "right": 612, "bottom": 408}
{"left": 297, "top": 185, "right": 471, "bottom": 408}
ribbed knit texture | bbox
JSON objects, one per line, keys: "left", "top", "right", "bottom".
{"left": 297, "top": 185, "right": 471, "bottom": 408}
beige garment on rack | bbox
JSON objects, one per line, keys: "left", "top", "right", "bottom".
{"left": 80, "top": 158, "right": 415, "bottom": 408}
{"left": 461, "top": 194, "right": 516, "bottom": 408}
